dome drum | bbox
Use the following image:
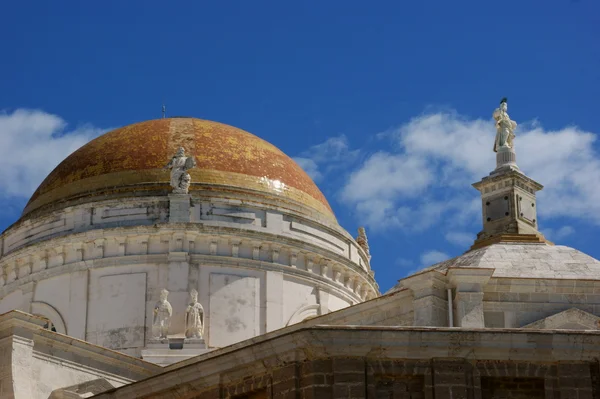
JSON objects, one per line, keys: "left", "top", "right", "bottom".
{"left": 0, "top": 117, "right": 378, "bottom": 363}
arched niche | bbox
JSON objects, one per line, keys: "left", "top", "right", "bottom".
{"left": 31, "top": 301, "right": 67, "bottom": 335}
{"left": 286, "top": 304, "right": 320, "bottom": 326}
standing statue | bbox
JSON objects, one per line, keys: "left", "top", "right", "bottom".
{"left": 185, "top": 289, "right": 205, "bottom": 339}
{"left": 163, "top": 147, "right": 197, "bottom": 194}
{"left": 492, "top": 98, "right": 517, "bottom": 152}
{"left": 152, "top": 289, "right": 172, "bottom": 339}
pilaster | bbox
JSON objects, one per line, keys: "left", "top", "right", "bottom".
{"left": 166, "top": 251, "right": 190, "bottom": 335}
{"left": 447, "top": 268, "right": 493, "bottom": 328}
{"left": 400, "top": 271, "right": 448, "bottom": 327}
{"left": 265, "top": 271, "right": 284, "bottom": 332}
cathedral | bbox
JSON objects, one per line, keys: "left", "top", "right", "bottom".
{"left": 1, "top": 100, "right": 600, "bottom": 398}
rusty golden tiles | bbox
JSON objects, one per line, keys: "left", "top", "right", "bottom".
{"left": 24, "top": 118, "right": 335, "bottom": 221}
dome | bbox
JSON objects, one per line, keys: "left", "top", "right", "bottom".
{"left": 388, "top": 242, "right": 600, "bottom": 294}
{"left": 23, "top": 117, "right": 335, "bottom": 221}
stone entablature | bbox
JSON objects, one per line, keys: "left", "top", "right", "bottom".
{"left": 0, "top": 196, "right": 372, "bottom": 274}
{"left": 0, "top": 226, "right": 376, "bottom": 301}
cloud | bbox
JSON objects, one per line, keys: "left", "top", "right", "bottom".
{"left": 445, "top": 231, "right": 475, "bottom": 247}
{"left": 340, "top": 111, "right": 600, "bottom": 231}
{"left": 420, "top": 250, "right": 450, "bottom": 266}
{"left": 293, "top": 157, "right": 321, "bottom": 181}
{"left": 395, "top": 258, "right": 414, "bottom": 267}
{"left": 542, "top": 225, "right": 575, "bottom": 241}
{"left": 293, "top": 135, "right": 359, "bottom": 182}
{"left": 0, "top": 109, "right": 107, "bottom": 198}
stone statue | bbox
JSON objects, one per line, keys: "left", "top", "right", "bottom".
{"left": 152, "top": 289, "right": 172, "bottom": 339}
{"left": 163, "top": 147, "right": 196, "bottom": 194}
{"left": 356, "top": 227, "right": 371, "bottom": 259}
{"left": 185, "top": 289, "right": 204, "bottom": 339}
{"left": 492, "top": 98, "right": 517, "bottom": 152}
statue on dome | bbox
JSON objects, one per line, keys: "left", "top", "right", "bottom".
{"left": 152, "top": 289, "right": 172, "bottom": 339}
{"left": 163, "top": 147, "right": 196, "bottom": 194}
{"left": 184, "top": 289, "right": 205, "bottom": 339}
{"left": 492, "top": 97, "right": 517, "bottom": 152}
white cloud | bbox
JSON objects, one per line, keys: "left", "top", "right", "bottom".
{"left": 340, "top": 111, "right": 600, "bottom": 231}
{"left": 445, "top": 231, "right": 475, "bottom": 247}
{"left": 341, "top": 153, "right": 431, "bottom": 203}
{"left": 542, "top": 225, "right": 575, "bottom": 241}
{"left": 293, "top": 135, "right": 359, "bottom": 182}
{"left": 293, "top": 157, "right": 321, "bottom": 181}
{"left": 420, "top": 250, "right": 450, "bottom": 266}
{"left": 0, "top": 109, "right": 106, "bottom": 198}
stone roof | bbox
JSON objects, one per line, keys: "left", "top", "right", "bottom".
{"left": 389, "top": 243, "right": 600, "bottom": 292}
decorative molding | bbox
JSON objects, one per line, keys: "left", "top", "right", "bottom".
{"left": 286, "top": 304, "right": 320, "bottom": 326}
{"left": 31, "top": 301, "right": 67, "bottom": 334}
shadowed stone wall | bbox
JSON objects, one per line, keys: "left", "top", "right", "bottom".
{"left": 181, "top": 358, "right": 599, "bottom": 399}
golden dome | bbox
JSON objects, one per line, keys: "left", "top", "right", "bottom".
{"left": 24, "top": 118, "right": 335, "bottom": 221}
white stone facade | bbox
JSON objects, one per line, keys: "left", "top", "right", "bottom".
{"left": 0, "top": 194, "right": 377, "bottom": 362}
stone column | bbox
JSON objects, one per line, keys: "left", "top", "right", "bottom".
{"left": 447, "top": 268, "right": 493, "bottom": 328}
{"left": 401, "top": 271, "right": 448, "bottom": 327}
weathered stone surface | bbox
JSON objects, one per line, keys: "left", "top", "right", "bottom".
{"left": 0, "top": 311, "right": 160, "bottom": 399}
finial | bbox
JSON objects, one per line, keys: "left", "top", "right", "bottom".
{"left": 162, "top": 103, "right": 166, "bottom": 119}
{"left": 356, "top": 227, "right": 371, "bottom": 260}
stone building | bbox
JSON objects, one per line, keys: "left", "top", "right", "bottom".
{"left": 1, "top": 105, "right": 600, "bottom": 398}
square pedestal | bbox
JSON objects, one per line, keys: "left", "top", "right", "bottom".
{"left": 168, "top": 194, "right": 191, "bottom": 223}
{"left": 142, "top": 337, "right": 210, "bottom": 366}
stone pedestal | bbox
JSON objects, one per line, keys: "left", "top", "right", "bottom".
{"left": 141, "top": 338, "right": 210, "bottom": 366}
{"left": 494, "top": 146, "right": 519, "bottom": 172}
{"left": 472, "top": 166, "right": 544, "bottom": 246}
{"left": 168, "top": 194, "right": 191, "bottom": 223}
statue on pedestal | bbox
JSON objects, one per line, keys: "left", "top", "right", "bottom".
{"left": 493, "top": 98, "right": 517, "bottom": 152}
{"left": 152, "top": 289, "right": 172, "bottom": 339}
{"left": 163, "top": 147, "right": 196, "bottom": 194}
{"left": 185, "top": 289, "right": 204, "bottom": 339}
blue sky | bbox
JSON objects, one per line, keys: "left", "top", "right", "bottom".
{"left": 1, "top": 0, "right": 599, "bottom": 292}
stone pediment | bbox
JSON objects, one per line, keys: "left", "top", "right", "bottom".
{"left": 522, "top": 308, "right": 600, "bottom": 330}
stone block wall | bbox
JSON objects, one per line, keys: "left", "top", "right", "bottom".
{"left": 184, "top": 358, "right": 600, "bottom": 399}
{"left": 480, "top": 377, "right": 545, "bottom": 399}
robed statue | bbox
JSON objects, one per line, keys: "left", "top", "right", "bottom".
{"left": 185, "top": 289, "right": 204, "bottom": 339}
{"left": 492, "top": 98, "right": 517, "bottom": 152}
{"left": 163, "top": 147, "right": 196, "bottom": 194}
{"left": 152, "top": 289, "right": 172, "bottom": 339}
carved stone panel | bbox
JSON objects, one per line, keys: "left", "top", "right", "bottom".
{"left": 518, "top": 196, "right": 536, "bottom": 224}
{"left": 485, "top": 195, "right": 510, "bottom": 222}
